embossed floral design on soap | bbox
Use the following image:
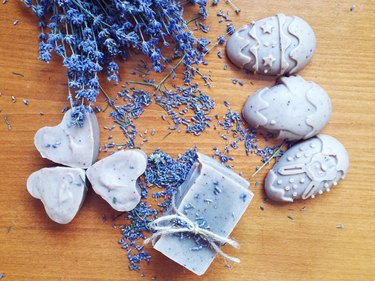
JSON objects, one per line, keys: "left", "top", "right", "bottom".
{"left": 226, "top": 14, "right": 316, "bottom": 76}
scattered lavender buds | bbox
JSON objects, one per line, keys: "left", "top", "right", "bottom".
{"left": 103, "top": 87, "right": 151, "bottom": 148}
{"left": 154, "top": 84, "right": 215, "bottom": 136}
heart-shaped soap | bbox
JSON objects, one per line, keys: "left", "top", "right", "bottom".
{"left": 265, "top": 134, "right": 349, "bottom": 202}
{"left": 86, "top": 149, "right": 147, "bottom": 211}
{"left": 34, "top": 108, "right": 100, "bottom": 169}
{"left": 27, "top": 167, "right": 87, "bottom": 224}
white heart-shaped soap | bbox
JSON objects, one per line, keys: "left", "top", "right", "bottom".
{"left": 34, "top": 108, "right": 100, "bottom": 169}
{"left": 27, "top": 167, "right": 87, "bottom": 224}
{"left": 265, "top": 134, "right": 349, "bottom": 202}
{"left": 86, "top": 149, "right": 147, "bottom": 211}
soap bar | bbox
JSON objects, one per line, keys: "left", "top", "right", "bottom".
{"left": 34, "top": 108, "right": 100, "bottom": 169}
{"left": 226, "top": 14, "right": 316, "bottom": 76}
{"left": 153, "top": 153, "right": 253, "bottom": 275}
{"left": 86, "top": 149, "right": 147, "bottom": 211}
{"left": 27, "top": 167, "right": 87, "bottom": 224}
{"left": 242, "top": 76, "right": 332, "bottom": 141}
{"left": 265, "top": 134, "right": 349, "bottom": 202}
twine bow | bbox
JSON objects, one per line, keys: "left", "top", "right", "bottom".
{"left": 144, "top": 197, "right": 241, "bottom": 263}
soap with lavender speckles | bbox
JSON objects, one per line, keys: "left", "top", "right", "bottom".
{"left": 265, "top": 134, "right": 349, "bottom": 202}
{"left": 242, "top": 76, "right": 332, "bottom": 141}
{"left": 27, "top": 167, "right": 87, "bottom": 224}
{"left": 86, "top": 149, "right": 147, "bottom": 211}
{"left": 34, "top": 108, "right": 100, "bottom": 169}
{"left": 153, "top": 152, "right": 253, "bottom": 275}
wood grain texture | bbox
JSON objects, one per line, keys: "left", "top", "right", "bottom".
{"left": 1, "top": 1, "right": 375, "bottom": 280}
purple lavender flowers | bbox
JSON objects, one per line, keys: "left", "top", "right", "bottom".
{"left": 23, "top": 0, "right": 208, "bottom": 124}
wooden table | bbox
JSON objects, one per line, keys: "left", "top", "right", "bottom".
{"left": 1, "top": 1, "right": 374, "bottom": 280}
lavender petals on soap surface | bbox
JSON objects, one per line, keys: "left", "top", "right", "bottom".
{"left": 27, "top": 167, "right": 87, "bottom": 224}
{"left": 265, "top": 135, "right": 349, "bottom": 202}
{"left": 226, "top": 14, "right": 316, "bottom": 76}
{"left": 152, "top": 152, "right": 253, "bottom": 276}
{"left": 86, "top": 150, "right": 147, "bottom": 212}
{"left": 242, "top": 76, "right": 332, "bottom": 141}
{"left": 34, "top": 108, "right": 100, "bottom": 169}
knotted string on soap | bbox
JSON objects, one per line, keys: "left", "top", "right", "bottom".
{"left": 143, "top": 197, "right": 241, "bottom": 263}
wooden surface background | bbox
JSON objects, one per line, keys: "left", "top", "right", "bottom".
{"left": 1, "top": 1, "right": 374, "bottom": 280}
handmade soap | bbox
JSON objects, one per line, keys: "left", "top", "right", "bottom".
{"left": 34, "top": 108, "right": 100, "bottom": 169}
{"left": 86, "top": 150, "right": 147, "bottom": 211}
{"left": 242, "top": 76, "right": 331, "bottom": 141}
{"left": 226, "top": 14, "right": 316, "bottom": 76}
{"left": 265, "top": 134, "right": 349, "bottom": 202}
{"left": 27, "top": 167, "right": 87, "bottom": 224}
{"left": 151, "top": 152, "right": 253, "bottom": 275}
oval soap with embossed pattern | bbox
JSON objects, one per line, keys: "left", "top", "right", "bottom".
{"left": 242, "top": 76, "right": 331, "bottom": 141}
{"left": 265, "top": 135, "right": 349, "bottom": 202}
{"left": 226, "top": 14, "right": 316, "bottom": 76}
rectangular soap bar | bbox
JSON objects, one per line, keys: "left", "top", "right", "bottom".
{"left": 153, "top": 152, "right": 253, "bottom": 275}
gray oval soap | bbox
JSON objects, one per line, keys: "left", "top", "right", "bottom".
{"left": 242, "top": 76, "right": 331, "bottom": 141}
{"left": 226, "top": 14, "right": 316, "bottom": 76}
{"left": 265, "top": 134, "right": 349, "bottom": 202}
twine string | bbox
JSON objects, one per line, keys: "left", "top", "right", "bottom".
{"left": 144, "top": 197, "right": 240, "bottom": 263}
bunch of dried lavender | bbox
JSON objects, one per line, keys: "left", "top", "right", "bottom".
{"left": 23, "top": 0, "right": 208, "bottom": 125}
